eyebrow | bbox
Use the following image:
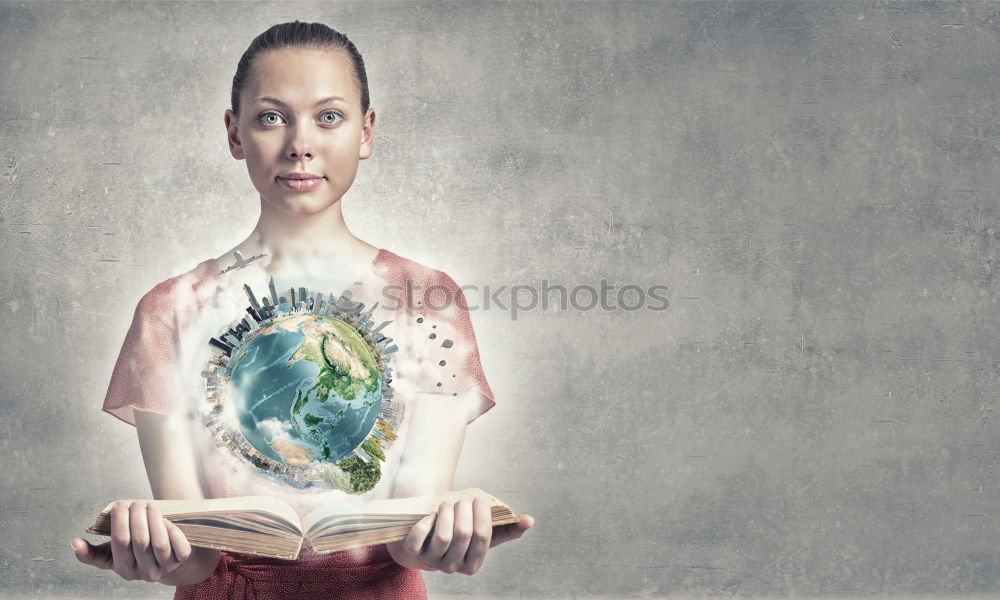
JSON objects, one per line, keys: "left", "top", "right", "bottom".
{"left": 256, "top": 95, "right": 347, "bottom": 108}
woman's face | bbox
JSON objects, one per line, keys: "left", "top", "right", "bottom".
{"left": 225, "top": 47, "right": 374, "bottom": 217}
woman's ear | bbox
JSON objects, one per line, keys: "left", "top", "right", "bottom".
{"left": 224, "top": 109, "right": 245, "bottom": 160}
{"left": 359, "top": 107, "right": 376, "bottom": 160}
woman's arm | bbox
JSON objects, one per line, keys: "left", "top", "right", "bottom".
{"left": 72, "top": 410, "right": 222, "bottom": 586}
{"left": 390, "top": 392, "right": 469, "bottom": 499}
{"left": 385, "top": 390, "right": 534, "bottom": 574}
{"left": 134, "top": 409, "right": 207, "bottom": 500}
{"left": 134, "top": 410, "right": 222, "bottom": 586}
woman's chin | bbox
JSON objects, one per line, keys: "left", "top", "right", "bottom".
{"left": 264, "top": 196, "right": 341, "bottom": 218}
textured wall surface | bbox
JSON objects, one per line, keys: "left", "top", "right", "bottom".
{"left": 2, "top": 1, "right": 1000, "bottom": 598}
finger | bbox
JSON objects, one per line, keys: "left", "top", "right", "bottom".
{"left": 72, "top": 538, "right": 113, "bottom": 570}
{"left": 424, "top": 501, "right": 454, "bottom": 561}
{"left": 462, "top": 496, "right": 493, "bottom": 574}
{"left": 489, "top": 513, "right": 535, "bottom": 548}
{"left": 129, "top": 501, "right": 158, "bottom": 580}
{"left": 440, "top": 499, "right": 474, "bottom": 574}
{"left": 401, "top": 514, "right": 435, "bottom": 558}
{"left": 109, "top": 501, "right": 136, "bottom": 579}
{"left": 165, "top": 519, "right": 193, "bottom": 563}
{"left": 146, "top": 504, "right": 174, "bottom": 569}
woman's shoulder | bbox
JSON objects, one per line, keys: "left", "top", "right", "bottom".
{"left": 133, "top": 258, "right": 219, "bottom": 322}
{"left": 374, "top": 249, "right": 470, "bottom": 319}
{"left": 377, "top": 248, "right": 461, "bottom": 288}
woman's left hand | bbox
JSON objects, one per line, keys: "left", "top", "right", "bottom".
{"left": 385, "top": 495, "right": 535, "bottom": 575}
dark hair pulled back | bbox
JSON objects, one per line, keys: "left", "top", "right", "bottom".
{"left": 230, "top": 21, "right": 370, "bottom": 116}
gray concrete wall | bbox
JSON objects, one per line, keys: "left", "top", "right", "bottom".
{"left": 2, "top": 1, "right": 999, "bottom": 597}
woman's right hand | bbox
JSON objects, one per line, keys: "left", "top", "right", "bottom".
{"left": 71, "top": 500, "right": 193, "bottom": 582}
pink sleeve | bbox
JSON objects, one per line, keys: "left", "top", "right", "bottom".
{"left": 102, "top": 283, "right": 186, "bottom": 427}
{"left": 417, "top": 271, "right": 497, "bottom": 424}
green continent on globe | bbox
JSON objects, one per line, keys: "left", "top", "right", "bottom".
{"left": 279, "top": 315, "right": 381, "bottom": 411}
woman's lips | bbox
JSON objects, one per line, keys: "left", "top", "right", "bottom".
{"left": 277, "top": 176, "right": 324, "bottom": 192}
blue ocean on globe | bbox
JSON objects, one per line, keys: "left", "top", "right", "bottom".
{"left": 226, "top": 314, "right": 382, "bottom": 466}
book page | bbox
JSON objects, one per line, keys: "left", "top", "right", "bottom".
{"left": 302, "top": 488, "right": 503, "bottom": 536}
{"left": 98, "top": 496, "right": 303, "bottom": 535}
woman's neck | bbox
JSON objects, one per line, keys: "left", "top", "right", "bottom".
{"left": 219, "top": 197, "right": 379, "bottom": 278}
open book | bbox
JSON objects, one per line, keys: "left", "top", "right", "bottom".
{"left": 87, "top": 488, "right": 519, "bottom": 560}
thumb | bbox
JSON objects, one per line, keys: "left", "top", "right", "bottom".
{"left": 511, "top": 514, "right": 535, "bottom": 537}
{"left": 71, "top": 538, "right": 112, "bottom": 569}
{"left": 489, "top": 514, "right": 535, "bottom": 548}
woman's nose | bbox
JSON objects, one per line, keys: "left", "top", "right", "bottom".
{"left": 287, "top": 144, "right": 313, "bottom": 160}
{"left": 286, "top": 124, "right": 315, "bottom": 159}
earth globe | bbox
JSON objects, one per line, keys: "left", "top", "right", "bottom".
{"left": 225, "top": 313, "right": 387, "bottom": 490}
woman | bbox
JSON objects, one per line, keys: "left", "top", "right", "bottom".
{"left": 70, "top": 21, "right": 533, "bottom": 599}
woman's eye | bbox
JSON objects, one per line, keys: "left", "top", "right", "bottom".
{"left": 320, "top": 111, "right": 342, "bottom": 125}
{"left": 258, "top": 112, "right": 285, "bottom": 126}
{"left": 257, "top": 111, "right": 341, "bottom": 127}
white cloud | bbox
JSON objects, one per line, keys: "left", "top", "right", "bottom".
{"left": 256, "top": 417, "right": 292, "bottom": 441}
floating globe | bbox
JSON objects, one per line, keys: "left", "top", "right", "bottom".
{"left": 226, "top": 314, "right": 382, "bottom": 468}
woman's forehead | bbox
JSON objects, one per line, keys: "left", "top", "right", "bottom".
{"left": 245, "top": 48, "right": 359, "bottom": 104}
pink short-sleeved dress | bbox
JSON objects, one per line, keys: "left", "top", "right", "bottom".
{"left": 101, "top": 248, "right": 496, "bottom": 600}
